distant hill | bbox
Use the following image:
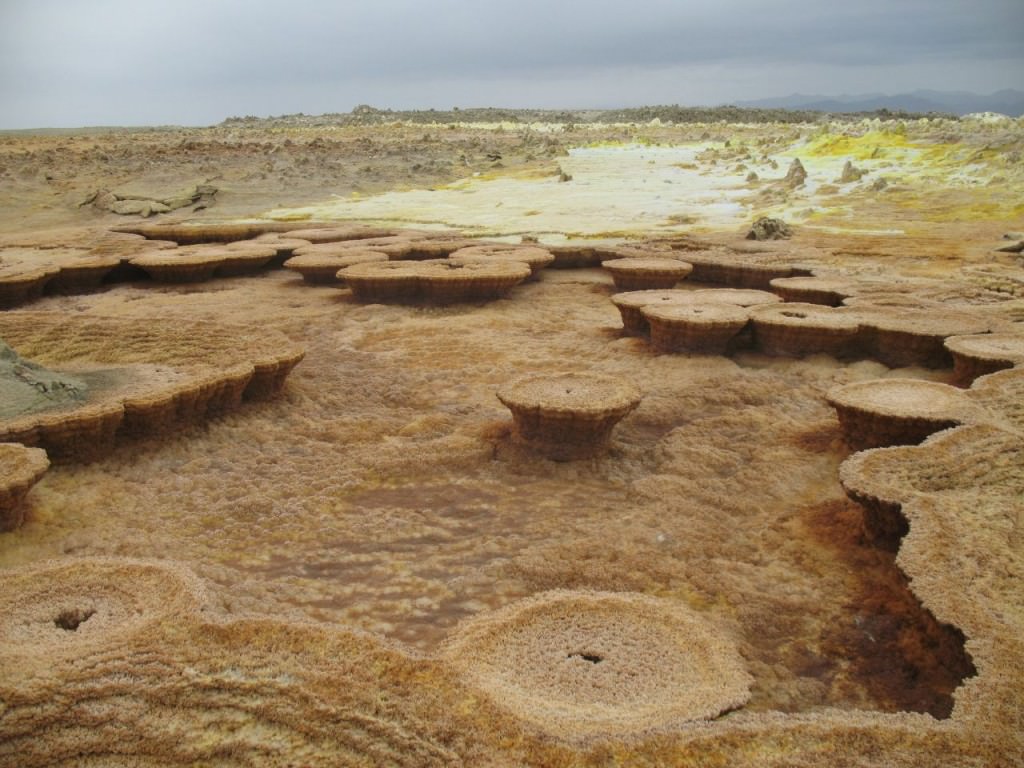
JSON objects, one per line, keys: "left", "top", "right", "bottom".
{"left": 733, "top": 90, "right": 1024, "bottom": 117}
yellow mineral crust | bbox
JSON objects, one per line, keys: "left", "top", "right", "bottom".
{"left": 0, "top": 312, "right": 304, "bottom": 459}
{"left": 440, "top": 590, "right": 754, "bottom": 741}
{"left": 0, "top": 442, "right": 49, "bottom": 531}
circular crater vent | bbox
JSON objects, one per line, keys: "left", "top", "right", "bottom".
{"left": 0, "top": 558, "right": 204, "bottom": 665}
{"left": 441, "top": 590, "right": 752, "bottom": 741}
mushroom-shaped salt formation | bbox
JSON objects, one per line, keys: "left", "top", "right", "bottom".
{"left": 944, "top": 333, "right": 1024, "bottom": 386}
{"left": 338, "top": 260, "right": 426, "bottom": 302}
{"left": 496, "top": 372, "right": 641, "bottom": 460}
{"left": 601, "top": 258, "right": 693, "bottom": 291}
{"left": 450, "top": 244, "right": 555, "bottom": 281}
{"left": 113, "top": 222, "right": 320, "bottom": 244}
{"left": 0, "top": 265, "right": 59, "bottom": 309}
{"left": 610, "top": 290, "right": 696, "bottom": 335}
{"left": 0, "top": 443, "right": 49, "bottom": 531}
{"left": 546, "top": 244, "right": 604, "bottom": 269}
{"left": 284, "top": 250, "right": 389, "bottom": 285}
{"left": 293, "top": 237, "right": 417, "bottom": 260}
{"left": 342, "top": 259, "right": 531, "bottom": 304}
{"left": 440, "top": 590, "right": 752, "bottom": 742}
{"left": 284, "top": 225, "right": 396, "bottom": 244}
{"left": 47, "top": 254, "right": 123, "bottom": 293}
{"left": 216, "top": 243, "right": 279, "bottom": 276}
{"left": 417, "top": 259, "right": 532, "bottom": 303}
{"left": 750, "top": 303, "right": 862, "bottom": 358}
{"left": 0, "top": 558, "right": 204, "bottom": 669}
{"left": 130, "top": 245, "right": 228, "bottom": 282}
{"left": 860, "top": 310, "right": 991, "bottom": 369}
{"left": 684, "top": 252, "right": 805, "bottom": 289}
{"left": 252, "top": 233, "right": 313, "bottom": 266}
{"left": 687, "top": 288, "right": 783, "bottom": 307}
{"left": 825, "top": 379, "right": 979, "bottom": 451}
{"left": 769, "top": 276, "right": 858, "bottom": 306}
{"left": 643, "top": 303, "right": 751, "bottom": 354}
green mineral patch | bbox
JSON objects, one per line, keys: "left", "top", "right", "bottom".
{"left": 0, "top": 341, "right": 88, "bottom": 419}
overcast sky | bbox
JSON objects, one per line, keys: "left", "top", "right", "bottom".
{"left": 1, "top": 0, "right": 1021, "bottom": 128}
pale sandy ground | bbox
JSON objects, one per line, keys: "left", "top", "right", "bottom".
{"left": 0, "top": 114, "right": 1022, "bottom": 765}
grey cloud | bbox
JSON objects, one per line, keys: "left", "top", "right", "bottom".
{"left": 1, "top": 0, "right": 1021, "bottom": 127}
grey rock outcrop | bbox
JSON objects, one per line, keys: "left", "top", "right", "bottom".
{"left": 1, "top": 341, "right": 88, "bottom": 420}
{"left": 784, "top": 158, "right": 807, "bottom": 187}
{"left": 746, "top": 217, "right": 793, "bottom": 241}
{"left": 839, "top": 160, "right": 865, "bottom": 183}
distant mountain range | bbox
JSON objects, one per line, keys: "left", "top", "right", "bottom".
{"left": 733, "top": 89, "right": 1024, "bottom": 117}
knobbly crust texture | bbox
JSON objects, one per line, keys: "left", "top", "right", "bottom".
{"left": 0, "top": 557, "right": 205, "bottom": 670}
{"left": 440, "top": 590, "right": 753, "bottom": 741}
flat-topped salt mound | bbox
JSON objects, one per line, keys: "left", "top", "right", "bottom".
{"left": 496, "top": 372, "right": 641, "bottom": 460}
{"left": 839, "top": 423, "right": 1022, "bottom": 546}
{"left": 130, "top": 243, "right": 277, "bottom": 282}
{"left": 0, "top": 558, "right": 204, "bottom": 671}
{"left": 284, "top": 250, "right": 389, "bottom": 284}
{"left": 0, "top": 312, "right": 304, "bottom": 460}
{"left": 826, "top": 379, "right": 978, "bottom": 451}
{"left": 750, "top": 302, "right": 862, "bottom": 358}
{"left": 0, "top": 443, "right": 49, "bottom": 532}
{"left": 113, "top": 221, "right": 337, "bottom": 244}
{"left": 0, "top": 264, "right": 60, "bottom": 308}
{"left": 285, "top": 225, "right": 398, "bottom": 243}
{"left": 441, "top": 590, "right": 752, "bottom": 741}
{"left": 451, "top": 244, "right": 555, "bottom": 280}
{"left": 342, "top": 258, "right": 530, "bottom": 303}
{"left": 861, "top": 309, "right": 993, "bottom": 369}
{"left": 683, "top": 251, "right": 810, "bottom": 289}
{"left": 612, "top": 288, "right": 778, "bottom": 340}
{"left": 601, "top": 257, "right": 694, "bottom": 291}
{"left": 611, "top": 289, "right": 697, "bottom": 335}
{"left": 769, "top": 276, "right": 860, "bottom": 306}
{"left": 545, "top": 244, "right": 606, "bottom": 268}
{"left": 968, "top": 367, "right": 1024, "bottom": 433}
{"left": 945, "top": 332, "right": 1024, "bottom": 385}
{"left": 642, "top": 302, "right": 751, "bottom": 354}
